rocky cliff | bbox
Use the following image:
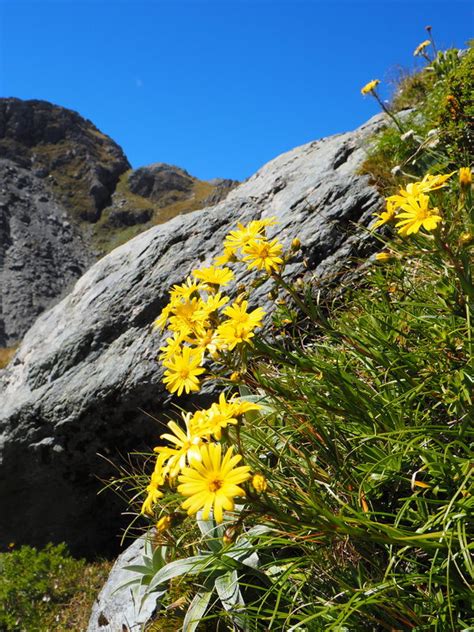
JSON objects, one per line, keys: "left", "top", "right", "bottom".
{"left": 0, "top": 112, "right": 385, "bottom": 556}
{"left": 0, "top": 99, "right": 237, "bottom": 344}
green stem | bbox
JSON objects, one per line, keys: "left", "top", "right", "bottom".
{"left": 373, "top": 91, "right": 404, "bottom": 133}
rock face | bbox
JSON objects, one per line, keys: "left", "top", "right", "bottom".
{"left": 0, "top": 98, "right": 130, "bottom": 344}
{"left": 128, "top": 163, "right": 195, "bottom": 203}
{"left": 0, "top": 98, "right": 131, "bottom": 222}
{"left": 0, "top": 159, "right": 92, "bottom": 346}
{"left": 0, "top": 113, "right": 385, "bottom": 556}
{"left": 87, "top": 535, "right": 160, "bottom": 632}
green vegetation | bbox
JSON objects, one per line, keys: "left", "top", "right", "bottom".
{"left": 128, "top": 37, "right": 473, "bottom": 631}
{"left": 0, "top": 543, "right": 111, "bottom": 631}
{"left": 360, "top": 45, "right": 473, "bottom": 194}
{"left": 91, "top": 173, "right": 217, "bottom": 255}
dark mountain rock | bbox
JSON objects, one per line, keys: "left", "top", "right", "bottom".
{"left": 0, "top": 113, "right": 386, "bottom": 556}
{"left": 128, "top": 163, "right": 195, "bottom": 204}
{"left": 0, "top": 158, "right": 92, "bottom": 346}
{"left": 203, "top": 177, "right": 239, "bottom": 205}
{"left": 0, "top": 98, "right": 131, "bottom": 221}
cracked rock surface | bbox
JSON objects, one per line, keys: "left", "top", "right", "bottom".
{"left": 0, "top": 113, "right": 385, "bottom": 555}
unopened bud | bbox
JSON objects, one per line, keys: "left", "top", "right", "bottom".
{"left": 252, "top": 473, "right": 268, "bottom": 493}
{"left": 230, "top": 371, "right": 241, "bottom": 382}
{"left": 375, "top": 252, "right": 393, "bottom": 263}
{"left": 223, "top": 526, "right": 238, "bottom": 545}
{"left": 291, "top": 237, "right": 301, "bottom": 250}
{"left": 459, "top": 167, "right": 472, "bottom": 187}
{"left": 459, "top": 232, "right": 473, "bottom": 247}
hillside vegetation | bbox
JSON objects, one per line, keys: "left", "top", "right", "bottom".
{"left": 130, "top": 38, "right": 473, "bottom": 631}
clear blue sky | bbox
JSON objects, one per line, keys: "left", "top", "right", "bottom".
{"left": 0, "top": 1, "right": 472, "bottom": 180}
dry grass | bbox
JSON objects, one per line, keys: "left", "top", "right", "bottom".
{"left": 0, "top": 347, "right": 17, "bottom": 369}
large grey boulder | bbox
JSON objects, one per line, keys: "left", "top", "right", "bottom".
{"left": 0, "top": 114, "right": 385, "bottom": 556}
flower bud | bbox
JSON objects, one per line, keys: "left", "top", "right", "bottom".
{"left": 230, "top": 371, "right": 241, "bottom": 382}
{"left": 375, "top": 252, "right": 393, "bottom": 263}
{"left": 459, "top": 167, "right": 472, "bottom": 187}
{"left": 252, "top": 473, "right": 268, "bottom": 493}
{"left": 291, "top": 238, "right": 302, "bottom": 250}
{"left": 223, "top": 526, "right": 238, "bottom": 545}
{"left": 459, "top": 232, "right": 473, "bottom": 247}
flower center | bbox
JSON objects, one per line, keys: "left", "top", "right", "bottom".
{"left": 208, "top": 478, "right": 223, "bottom": 492}
{"left": 180, "top": 368, "right": 190, "bottom": 379}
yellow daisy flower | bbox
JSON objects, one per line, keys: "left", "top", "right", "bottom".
{"left": 169, "top": 276, "right": 204, "bottom": 301}
{"left": 168, "top": 297, "right": 209, "bottom": 336}
{"left": 372, "top": 199, "right": 398, "bottom": 229}
{"left": 201, "top": 393, "right": 239, "bottom": 440}
{"left": 214, "top": 246, "right": 237, "bottom": 266}
{"left": 192, "top": 265, "right": 234, "bottom": 287}
{"left": 177, "top": 443, "right": 251, "bottom": 523}
{"left": 394, "top": 193, "right": 442, "bottom": 236}
{"left": 154, "top": 414, "right": 205, "bottom": 478}
{"left": 162, "top": 347, "right": 206, "bottom": 396}
{"left": 361, "top": 79, "right": 380, "bottom": 96}
{"left": 224, "top": 218, "right": 276, "bottom": 250}
{"left": 413, "top": 39, "right": 431, "bottom": 56}
{"left": 242, "top": 238, "right": 283, "bottom": 274}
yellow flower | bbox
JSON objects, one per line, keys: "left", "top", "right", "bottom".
{"left": 141, "top": 458, "right": 166, "bottom": 515}
{"left": 192, "top": 265, "right": 234, "bottom": 287}
{"left": 413, "top": 39, "right": 431, "bottom": 56}
{"left": 224, "top": 218, "right": 277, "bottom": 250}
{"left": 394, "top": 193, "right": 442, "bottom": 236}
{"left": 169, "top": 276, "right": 204, "bottom": 301}
{"left": 242, "top": 238, "right": 283, "bottom": 274}
{"left": 158, "top": 331, "right": 186, "bottom": 361}
{"left": 217, "top": 300, "right": 265, "bottom": 350}
{"left": 385, "top": 173, "right": 454, "bottom": 216}
{"left": 178, "top": 443, "right": 251, "bottom": 523}
{"left": 155, "top": 414, "right": 205, "bottom": 478}
{"left": 251, "top": 474, "right": 267, "bottom": 493}
{"left": 195, "top": 292, "right": 229, "bottom": 319}
{"left": 372, "top": 199, "right": 398, "bottom": 229}
{"left": 417, "top": 172, "right": 454, "bottom": 191}
{"left": 162, "top": 346, "right": 206, "bottom": 396}
{"left": 153, "top": 303, "right": 173, "bottom": 330}
{"left": 167, "top": 297, "right": 209, "bottom": 337}
{"left": 459, "top": 167, "right": 472, "bottom": 187}
{"left": 361, "top": 79, "right": 380, "bottom": 96}
{"left": 191, "top": 328, "right": 221, "bottom": 355}
{"left": 200, "top": 393, "right": 239, "bottom": 440}
{"left": 156, "top": 515, "right": 173, "bottom": 532}
{"left": 214, "top": 246, "right": 237, "bottom": 266}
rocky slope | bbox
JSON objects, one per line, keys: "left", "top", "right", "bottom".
{"left": 0, "top": 98, "right": 237, "bottom": 344}
{"left": 0, "top": 112, "right": 386, "bottom": 556}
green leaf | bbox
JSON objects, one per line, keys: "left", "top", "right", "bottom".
{"left": 122, "top": 564, "right": 155, "bottom": 575}
{"left": 148, "top": 555, "right": 212, "bottom": 591}
{"left": 196, "top": 513, "right": 224, "bottom": 553}
{"left": 182, "top": 590, "right": 213, "bottom": 632}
